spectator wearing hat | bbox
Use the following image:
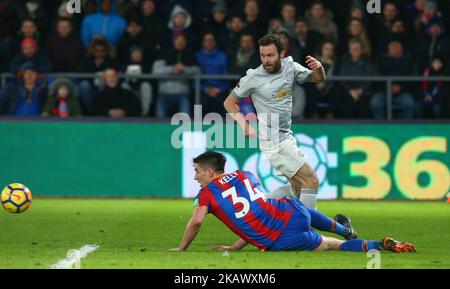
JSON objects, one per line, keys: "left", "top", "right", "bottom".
{"left": 45, "top": 17, "right": 85, "bottom": 72}
{"left": 204, "top": 3, "right": 228, "bottom": 52}
{"left": 81, "top": 0, "right": 126, "bottom": 47}
{"left": 9, "top": 37, "right": 51, "bottom": 74}
{"left": 0, "top": 61, "right": 47, "bottom": 116}
{"left": 42, "top": 77, "right": 82, "bottom": 117}
{"left": 167, "top": 5, "right": 197, "bottom": 51}
{"left": 418, "top": 0, "right": 442, "bottom": 35}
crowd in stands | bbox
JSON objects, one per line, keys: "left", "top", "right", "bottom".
{"left": 0, "top": 0, "right": 449, "bottom": 119}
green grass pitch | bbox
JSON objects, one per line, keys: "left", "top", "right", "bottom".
{"left": 0, "top": 199, "right": 449, "bottom": 269}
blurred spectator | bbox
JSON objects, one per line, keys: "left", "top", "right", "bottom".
{"left": 204, "top": 3, "right": 228, "bottom": 52}
{"left": 416, "top": 18, "right": 449, "bottom": 72}
{"left": 121, "top": 46, "right": 152, "bottom": 115}
{"left": 118, "top": 0, "right": 142, "bottom": 20}
{"left": 416, "top": 57, "right": 446, "bottom": 118}
{"left": 15, "top": 18, "right": 43, "bottom": 50}
{"left": 168, "top": 5, "right": 196, "bottom": 50}
{"left": 336, "top": 38, "right": 375, "bottom": 118}
{"left": 14, "top": 0, "right": 50, "bottom": 38}
{"left": 0, "top": 62, "right": 46, "bottom": 116}
{"left": 196, "top": 32, "right": 228, "bottom": 116}
{"left": 92, "top": 68, "right": 141, "bottom": 117}
{"left": 45, "top": 18, "right": 85, "bottom": 72}
{"left": 372, "top": 41, "right": 415, "bottom": 119}
{"left": 78, "top": 37, "right": 118, "bottom": 113}
{"left": 157, "top": 0, "right": 194, "bottom": 24}
{"left": 152, "top": 33, "right": 200, "bottom": 117}
{"left": 10, "top": 38, "right": 51, "bottom": 74}
{"left": 278, "top": 29, "right": 301, "bottom": 62}
{"left": 193, "top": 0, "right": 224, "bottom": 28}
{"left": 81, "top": 0, "right": 126, "bottom": 47}
{"left": 0, "top": 0, "right": 19, "bottom": 42}
{"left": 226, "top": 13, "right": 245, "bottom": 56}
{"left": 341, "top": 18, "right": 372, "bottom": 57}
{"left": 293, "top": 17, "right": 323, "bottom": 59}
{"left": 305, "top": 0, "right": 339, "bottom": 44}
{"left": 243, "top": 0, "right": 266, "bottom": 41}
{"left": 141, "top": 0, "right": 166, "bottom": 54}
{"left": 280, "top": 1, "right": 297, "bottom": 37}
{"left": 418, "top": 0, "right": 442, "bottom": 35}
{"left": 370, "top": 1, "right": 399, "bottom": 45}
{"left": 376, "top": 19, "right": 412, "bottom": 57}
{"left": 313, "top": 41, "right": 339, "bottom": 118}
{"left": 228, "top": 33, "right": 259, "bottom": 76}
{"left": 42, "top": 77, "right": 82, "bottom": 117}
{"left": 267, "top": 18, "right": 284, "bottom": 35}
{"left": 117, "top": 16, "right": 145, "bottom": 64}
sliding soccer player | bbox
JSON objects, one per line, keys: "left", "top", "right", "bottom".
{"left": 170, "top": 152, "right": 416, "bottom": 253}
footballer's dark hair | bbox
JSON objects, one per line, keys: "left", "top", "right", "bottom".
{"left": 193, "top": 151, "right": 226, "bottom": 173}
{"left": 258, "top": 34, "right": 285, "bottom": 53}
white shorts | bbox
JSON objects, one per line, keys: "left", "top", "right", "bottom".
{"left": 260, "top": 135, "right": 307, "bottom": 179}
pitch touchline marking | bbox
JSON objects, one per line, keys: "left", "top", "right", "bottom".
{"left": 50, "top": 244, "right": 100, "bottom": 269}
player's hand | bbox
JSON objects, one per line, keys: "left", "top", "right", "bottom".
{"left": 243, "top": 121, "right": 257, "bottom": 138}
{"left": 169, "top": 247, "right": 183, "bottom": 252}
{"left": 305, "top": 56, "right": 322, "bottom": 71}
{"left": 210, "top": 246, "right": 232, "bottom": 251}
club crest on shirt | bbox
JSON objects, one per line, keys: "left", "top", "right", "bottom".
{"left": 272, "top": 88, "right": 289, "bottom": 99}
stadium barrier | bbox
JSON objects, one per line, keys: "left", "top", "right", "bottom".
{"left": 0, "top": 119, "right": 448, "bottom": 200}
{"left": 1, "top": 73, "right": 450, "bottom": 120}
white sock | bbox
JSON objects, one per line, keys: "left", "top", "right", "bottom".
{"left": 266, "top": 184, "right": 292, "bottom": 199}
{"left": 299, "top": 189, "right": 318, "bottom": 210}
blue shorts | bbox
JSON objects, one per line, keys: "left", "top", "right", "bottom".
{"left": 268, "top": 199, "right": 323, "bottom": 251}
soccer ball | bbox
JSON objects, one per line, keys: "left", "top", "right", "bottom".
{"left": 1, "top": 183, "right": 32, "bottom": 213}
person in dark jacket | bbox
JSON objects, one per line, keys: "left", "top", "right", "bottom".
{"left": 336, "top": 38, "right": 376, "bottom": 118}
{"left": 9, "top": 37, "right": 51, "bottom": 74}
{"left": 92, "top": 68, "right": 141, "bottom": 117}
{"left": 45, "top": 17, "right": 84, "bottom": 72}
{"left": 228, "top": 33, "right": 259, "bottom": 76}
{"left": 416, "top": 56, "right": 446, "bottom": 118}
{"left": 141, "top": 0, "right": 167, "bottom": 54}
{"left": 0, "top": 61, "right": 47, "bottom": 116}
{"left": 371, "top": 40, "right": 416, "bottom": 119}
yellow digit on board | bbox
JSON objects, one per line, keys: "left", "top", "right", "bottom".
{"left": 343, "top": 137, "right": 391, "bottom": 199}
{"left": 394, "top": 137, "right": 449, "bottom": 200}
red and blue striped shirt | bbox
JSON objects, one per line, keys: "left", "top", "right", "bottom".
{"left": 194, "top": 170, "right": 294, "bottom": 251}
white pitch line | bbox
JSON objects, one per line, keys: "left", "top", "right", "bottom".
{"left": 50, "top": 244, "right": 100, "bottom": 269}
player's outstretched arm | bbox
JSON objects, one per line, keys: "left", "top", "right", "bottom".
{"left": 306, "top": 56, "right": 326, "bottom": 83}
{"left": 169, "top": 206, "right": 209, "bottom": 252}
{"left": 211, "top": 238, "right": 248, "bottom": 251}
{"left": 223, "top": 94, "right": 257, "bottom": 138}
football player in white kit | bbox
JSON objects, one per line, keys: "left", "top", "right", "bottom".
{"left": 223, "top": 34, "right": 326, "bottom": 210}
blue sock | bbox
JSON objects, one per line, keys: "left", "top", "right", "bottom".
{"left": 340, "top": 239, "right": 379, "bottom": 252}
{"left": 307, "top": 208, "right": 351, "bottom": 238}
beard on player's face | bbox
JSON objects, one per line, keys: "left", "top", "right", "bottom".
{"left": 263, "top": 57, "right": 282, "bottom": 74}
